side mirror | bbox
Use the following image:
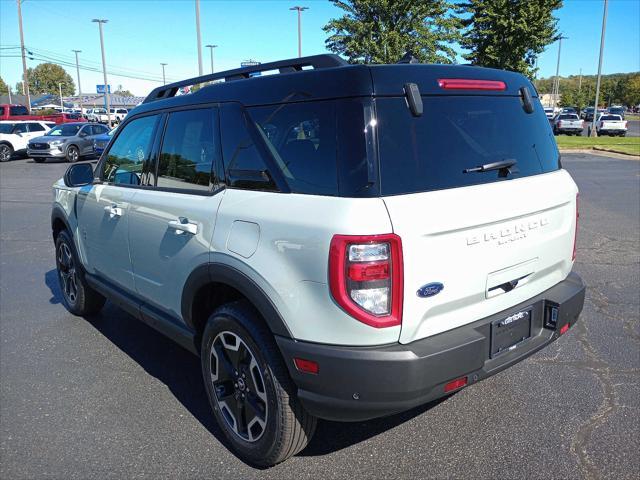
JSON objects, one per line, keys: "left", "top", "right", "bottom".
{"left": 64, "top": 163, "right": 94, "bottom": 187}
{"left": 79, "top": 131, "right": 88, "bottom": 137}
{"left": 15, "top": 132, "right": 23, "bottom": 137}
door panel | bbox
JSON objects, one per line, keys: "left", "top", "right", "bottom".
{"left": 128, "top": 190, "right": 223, "bottom": 319}
{"left": 76, "top": 185, "right": 137, "bottom": 292}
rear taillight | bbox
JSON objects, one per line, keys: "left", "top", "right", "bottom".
{"left": 572, "top": 193, "right": 579, "bottom": 261}
{"left": 437, "top": 78, "right": 507, "bottom": 91}
{"left": 558, "top": 121, "right": 563, "bottom": 127}
{"left": 329, "top": 234, "right": 403, "bottom": 328}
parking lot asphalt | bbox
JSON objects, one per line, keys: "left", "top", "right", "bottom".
{"left": 1, "top": 153, "right": 638, "bottom": 479}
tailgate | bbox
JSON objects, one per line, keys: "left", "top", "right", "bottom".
{"left": 384, "top": 170, "right": 578, "bottom": 344}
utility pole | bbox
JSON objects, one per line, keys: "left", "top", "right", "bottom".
{"left": 16, "top": 0, "right": 31, "bottom": 112}
{"left": 92, "top": 19, "right": 112, "bottom": 127}
{"left": 553, "top": 36, "right": 567, "bottom": 108}
{"left": 590, "top": 0, "right": 608, "bottom": 137}
{"left": 289, "top": 6, "right": 308, "bottom": 58}
{"left": 72, "top": 50, "right": 82, "bottom": 96}
{"left": 160, "top": 63, "right": 167, "bottom": 85}
{"left": 195, "top": 0, "right": 203, "bottom": 75}
{"left": 7, "top": 85, "right": 12, "bottom": 104}
{"left": 205, "top": 44, "right": 218, "bottom": 73}
{"left": 58, "top": 83, "right": 64, "bottom": 112}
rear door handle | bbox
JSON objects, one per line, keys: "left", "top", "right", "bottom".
{"left": 168, "top": 217, "right": 198, "bottom": 235}
{"left": 103, "top": 204, "right": 123, "bottom": 218}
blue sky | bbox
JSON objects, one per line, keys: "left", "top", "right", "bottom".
{"left": 1, "top": 0, "right": 638, "bottom": 97}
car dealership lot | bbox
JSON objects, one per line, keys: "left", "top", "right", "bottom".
{"left": 1, "top": 154, "right": 638, "bottom": 479}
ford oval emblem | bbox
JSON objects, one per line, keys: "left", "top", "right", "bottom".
{"left": 417, "top": 282, "right": 444, "bottom": 298}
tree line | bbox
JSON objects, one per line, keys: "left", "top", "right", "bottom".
{"left": 536, "top": 73, "right": 640, "bottom": 109}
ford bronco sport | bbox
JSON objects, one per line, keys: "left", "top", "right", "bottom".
{"left": 52, "top": 55, "right": 585, "bottom": 466}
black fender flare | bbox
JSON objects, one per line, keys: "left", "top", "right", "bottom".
{"left": 51, "top": 204, "right": 72, "bottom": 239}
{"left": 181, "top": 262, "right": 292, "bottom": 338}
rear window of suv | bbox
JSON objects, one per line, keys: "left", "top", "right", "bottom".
{"left": 376, "top": 96, "right": 560, "bottom": 195}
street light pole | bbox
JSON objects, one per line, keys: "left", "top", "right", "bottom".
{"left": 590, "top": 0, "right": 609, "bottom": 137}
{"left": 195, "top": 0, "right": 203, "bottom": 75}
{"left": 205, "top": 44, "right": 218, "bottom": 73}
{"left": 289, "top": 6, "right": 308, "bottom": 58}
{"left": 72, "top": 50, "right": 82, "bottom": 95}
{"left": 92, "top": 19, "right": 111, "bottom": 127}
{"left": 553, "top": 36, "right": 567, "bottom": 108}
{"left": 160, "top": 63, "right": 167, "bottom": 85}
{"left": 16, "top": 0, "right": 31, "bottom": 112}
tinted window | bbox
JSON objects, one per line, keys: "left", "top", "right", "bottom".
{"left": 157, "top": 109, "right": 217, "bottom": 191}
{"left": 559, "top": 114, "right": 579, "bottom": 120}
{"left": 91, "top": 125, "right": 109, "bottom": 135}
{"left": 220, "top": 104, "right": 277, "bottom": 191}
{"left": 0, "top": 124, "right": 16, "bottom": 134}
{"left": 600, "top": 115, "right": 620, "bottom": 121}
{"left": 249, "top": 101, "right": 338, "bottom": 195}
{"left": 27, "top": 123, "right": 45, "bottom": 132}
{"left": 10, "top": 106, "right": 28, "bottom": 116}
{"left": 377, "top": 96, "right": 559, "bottom": 195}
{"left": 102, "top": 115, "right": 158, "bottom": 185}
{"left": 48, "top": 124, "right": 81, "bottom": 136}
{"left": 13, "top": 123, "right": 28, "bottom": 133}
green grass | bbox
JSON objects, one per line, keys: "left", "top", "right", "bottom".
{"left": 625, "top": 114, "right": 639, "bottom": 121}
{"left": 555, "top": 135, "right": 640, "bottom": 156}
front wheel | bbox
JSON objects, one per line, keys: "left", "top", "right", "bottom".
{"left": 0, "top": 143, "right": 13, "bottom": 162}
{"left": 66, "top": 145, "right": 80, "bottom": 163}
{"left": 201, "top": 301, "right": 316, "bottom": 467}
{"left": 55, "top": 230, "right": 106, "bottom": 315}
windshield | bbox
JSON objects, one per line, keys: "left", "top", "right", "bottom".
{"left": 0, "top": 123, "right": 17, "bottom": 134}
{"left": 376, "top": 96, "right": 560, "bottom": 195}
{"left": 48, "top": 124, "right": 81, "bottom": 136}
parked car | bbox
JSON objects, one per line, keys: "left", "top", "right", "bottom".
{"left": 28, "top": 122, "right": 111, "bottom": 163}
{"left": 544, "top": 107, "right": 555, "bottom": 119}
{"left": 92, "top": 125, "right": 116, "bottom": 155}
{"left": 52, "top": 55, "right": 585, "bottom": 466}
{"left": 589, "top": 114, "right": 627, "bottom": 136}
{"left": 552, "top": 113, "right": 584, "bottom": 135}
{"left": 87, "top": 108, "right": 109, "bottom": 123}
{"left": 607, "top": 106, "right": 625, "bottom": 120}
{"left": 0, "top": 120, "right": 55, "bottom": 161}
{"left": 110, "top": 108, "right": 129, "bottom": 123}
{"left": 582, "top": 107, "right": 596, "bottom": 121}
{"left": 0, "top": 104, "right": 81, "bottom": 124}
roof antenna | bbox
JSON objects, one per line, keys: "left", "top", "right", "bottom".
{"left": 397, "top": 51, "right": 420, "bottom": 64}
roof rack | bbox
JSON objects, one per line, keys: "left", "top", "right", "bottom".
{"left": 143, "top": 54, "right": 348, "bottom": 104}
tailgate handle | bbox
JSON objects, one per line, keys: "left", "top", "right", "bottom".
{"left": 488, "top": 273, "right": 532, "bottom": 294}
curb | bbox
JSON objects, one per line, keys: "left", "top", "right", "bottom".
{"left": 559, "top": 148, "right": 640, "bottom": 160}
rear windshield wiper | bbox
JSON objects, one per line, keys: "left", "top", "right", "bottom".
{"left": 463, "top": 160, "right": 518, "bottom": 177}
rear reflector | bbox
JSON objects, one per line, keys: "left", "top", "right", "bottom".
{"left": 444, "top": 376, "right": 468, "bottom": 393}
{"left": 437, "top": 78, "right": 507, "bottom": 91}
{"left": 294, "top": 357, "right": 319, "bottom": 375}
{"left": 560, "top": 323, "right": 570, "bottom": 335}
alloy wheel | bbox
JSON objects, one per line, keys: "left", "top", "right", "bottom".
{"left": 210, "top": 331, "right": 268, "bottom": 442}
{"left": 0, "top": 145, "right": 11, "bottom": 162}
{"left": 57, "top": 242, "right": 78, "bottom": 305}
{"left": 68, "top": 147, "right": 79, "bottom": 162}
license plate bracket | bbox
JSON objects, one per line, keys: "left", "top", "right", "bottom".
{"left": 490, "top": 309, "right": 532, "bottom": 358}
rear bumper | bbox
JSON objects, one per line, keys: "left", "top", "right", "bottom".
{"left": 598, "top": 129, "right": 626, "bottom": 135}
{"left": 277, "top": 271, "right": 585, "bottom": 422}
{"left": 557, "top": 127, "right": 583, "bottom": 133}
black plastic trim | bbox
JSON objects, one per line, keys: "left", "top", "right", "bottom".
{"left": 276, "top": 272, "right": 586, "bottom": 422}
{"left": 181, "top": 262, "right": 292, "bottom": 338}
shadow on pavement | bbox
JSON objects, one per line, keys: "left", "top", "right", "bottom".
{"left": 43, "top": 271, "right": 448, "bottom": 465}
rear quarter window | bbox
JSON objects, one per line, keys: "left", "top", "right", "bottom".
{"left": 376, "top": 96, "right": 560, "bottom": 195}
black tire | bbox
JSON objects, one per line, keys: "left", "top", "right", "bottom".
{"left": 620, "top": 133, "right": 626, "bottom": 137}
{"left": 33, "top": 158, "right": 45, "bottom": 163}
{"left": 0, "top": 143, "right": 13, "bottom": 162}
{"left": 201, "top": 301, "right": 316, "bottom": 467}
{"left": 66, "top": 145, "right": 80, "bottom": 163}
{"left": 55, "top": 230, "right": 106, "bottom": 316}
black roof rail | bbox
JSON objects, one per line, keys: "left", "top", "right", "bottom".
{"left": 143, "top": 54, "right": 348, "bottom": 104}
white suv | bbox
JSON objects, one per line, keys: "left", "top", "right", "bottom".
{"left": 52, "top": 55, "right": 585, "bottom": 466}
{"left": 0, "top": 120, "right": 55, "bottom": 161}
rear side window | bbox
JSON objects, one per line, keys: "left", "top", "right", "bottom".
{"left": 376, "top": 96, "right": 560, "bottom": 195}
{"left": 27, "top": 123, "right": 45, "bottom": 132}
{"left": 249, "top": 101, "right": 338, "bottom": 195}
{"left": 157, "top": 108, "right": 218, "bottom": 191}
{"left": 102, "top": 115, "right": 159, "bottom": 185}
{"left": 10, "top": 106, "right": 28, "bottom": 116}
